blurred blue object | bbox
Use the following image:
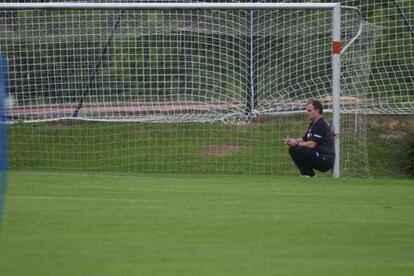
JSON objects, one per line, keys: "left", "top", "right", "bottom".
{"left": 0, "top": 53, "right": 9, "bottom": 228}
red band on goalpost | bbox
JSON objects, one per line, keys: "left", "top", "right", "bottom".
{"left": 332, "top": 41, "right": 341, "bottom": 54}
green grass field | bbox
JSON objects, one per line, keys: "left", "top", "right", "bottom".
{"left": 1, "top": 171, "right": 413, "bottom": 276}
{"left": 8, "top": 115, "right": 414, "bottom": 178}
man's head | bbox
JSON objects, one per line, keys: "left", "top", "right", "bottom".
{"left": 306, "top": 99, "right": 323, "bottom": 122}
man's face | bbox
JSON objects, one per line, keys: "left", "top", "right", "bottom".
{"left": 306, "top": 103, "right": 319, "bottom": 121}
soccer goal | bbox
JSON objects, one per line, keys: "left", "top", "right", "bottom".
{"left": 0, "top": 2, "right": 367, "bottom": 177}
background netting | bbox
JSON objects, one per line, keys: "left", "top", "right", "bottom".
{"left": 1, "top": 1, "right": 412, "bottom": 176}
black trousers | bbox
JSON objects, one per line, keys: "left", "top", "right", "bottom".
{"left": 288, "top": 146, "right": 334, "bottom": 177}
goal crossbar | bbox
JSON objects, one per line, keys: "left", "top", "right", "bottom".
{"left": 0, "top": 3, "right": 340, "bottom": 11}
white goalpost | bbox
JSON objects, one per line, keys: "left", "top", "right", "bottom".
{"left": 0, "top": 2, "right": 366, "bottom": 177}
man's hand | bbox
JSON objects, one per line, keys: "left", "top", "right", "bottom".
{"left": 283, "top": 137, "right": 298, "bottom": 147}
{"left": 284, "top": 138, "right": 317, "bottom": 149}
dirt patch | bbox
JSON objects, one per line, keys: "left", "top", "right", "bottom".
{"left": 409, "top": 119, "right": 414, "bottom": 129}
{"left": 198, "top": 144, "right": 246, "bottom": 156}
{"left": 378, "top": 131, "right": 407, "bottom": 141}
{"left": 368, "top": 115, "right": 413, "bottom": 129}
{"left": 385, "top": 119, "right": 400, "bottom": 130}
{"left": 368, "top": 115, "right": 413, "bottom": 141}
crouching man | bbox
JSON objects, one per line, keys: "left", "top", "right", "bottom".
{"left": 283, "top": 99, "right": 335, "bottom": 177}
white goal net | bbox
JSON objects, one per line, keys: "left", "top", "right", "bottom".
{"left": 2, "top": 1, "right": 399, "bottom": 177}
{"left": 1, "top": 2, "right": 365, "bottom": 123}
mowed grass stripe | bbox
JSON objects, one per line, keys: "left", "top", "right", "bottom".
{"left": 0, "top": 172, "right": 413, "bottom": 276}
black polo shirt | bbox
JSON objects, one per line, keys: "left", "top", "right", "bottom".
{"left": 302, "top": 117, "right": 335, "bottom": 161}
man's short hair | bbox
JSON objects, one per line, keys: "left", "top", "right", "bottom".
{"left": 307, "top": 99, "right": 323, "bottom": 114}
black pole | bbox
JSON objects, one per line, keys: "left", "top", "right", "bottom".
{"left": 180, "top": 30, "right": 192, "bottom": 98}
{"left": 393, "top": 0, "right": 414, "bottom": 38}
{"left": 245, "top": 10, "right": 257, "bottom": 117}
{"left": 73, "top": 12, "right": 123, "bottom": 117}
